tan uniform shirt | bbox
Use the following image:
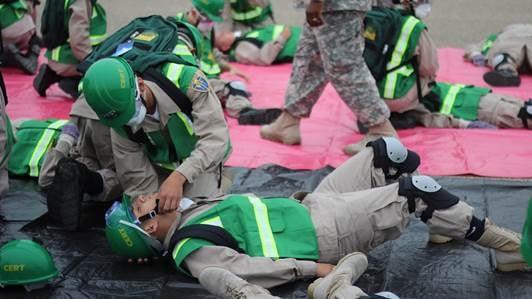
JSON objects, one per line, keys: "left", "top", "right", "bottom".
{"left": 48, "top": 0, "right": 94, "bottom": 76}
{"left": 111, "top": 75, "right": 231, "bottom": 199}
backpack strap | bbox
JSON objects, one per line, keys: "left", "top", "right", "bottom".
{"left": 169, "top": 224, "right": 244, "bottom": 254}
{"left": 142, "top": 67, "right": 193, "bottom": 120}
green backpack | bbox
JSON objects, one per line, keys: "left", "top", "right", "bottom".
{"left": 78, "top": 15, "right": 199, "bottom": 74}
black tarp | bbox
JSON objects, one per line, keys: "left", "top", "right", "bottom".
{"left": 1, "top": 165, "right": 532, "bottom": 298}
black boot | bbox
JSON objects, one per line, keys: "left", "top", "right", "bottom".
{"left": 33, "top": 64, "right": 61, "bottom": 97}
{"left": 46, "top": 158, "right": 103, "bottom": 231}
{"left": 483, "top": 69, "right": 521, "bottom": 87}
{"left": 3, "top": 44, "right": 38, "bottom": 75}
{"left": 58, "top": 77, "right": 81, "bottom": 99}
{"left": 238, "top": 108, "right": 282, "bottom": 125}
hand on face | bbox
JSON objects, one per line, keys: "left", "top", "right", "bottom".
{"left": 158, "top": 171, "right": 187, "bottom": 213}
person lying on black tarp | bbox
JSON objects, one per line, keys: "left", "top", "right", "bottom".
{"left": 103, "top": 137, "right": 526, "bottom": 299}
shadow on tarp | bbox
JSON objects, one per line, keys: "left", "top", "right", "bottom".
{"left": 1, "top": 165, "right": 532, "bottom": 298}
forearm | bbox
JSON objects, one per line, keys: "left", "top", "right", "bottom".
{"left": 185, "top": 246, "right": 317, "bottom": 289}
{"left": 177, "top": 80, "right": 231, "bottom": 182}
{"left": 68, "top": 0, "right": 93, "bottom": 61}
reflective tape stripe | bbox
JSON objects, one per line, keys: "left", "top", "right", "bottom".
{"left": 91, "top": 5, "right": 98, "bottom": 18}
{"left": 156, "top": 162, "right": 178, "bottom": 171}
{"left": 28, "top": 120, "right": 68, "bottom": 177}
{"left": 232, "top": 6, "right": 263, "bottom": 21}
{"left": 272, "top": 25, "right": 284, "bottom": 40}
{"left": 165, "top": 63, "right": 184, "bottom": 87}
{"left": 248, "top": 195, "right": 279, "bottom": 258}
{"left": 202, "top": 216, "right": 223, "bottom": 227}
{"left": 64, "top": 0, "right": 69, "bottom": 10}
{"left": 90, "top": 34, "right": 106, "bottom": 46}
{"left": 51, "top": 46, "right": 61, "bottom": 61}
{"left": 200, "top": 61, "right": 221, "bottom": 75}
{"left": 176, "top": 112, "right": 194, "bottom": 136}
{"left": 383, "top": 17, "right": 420, "bottom": 99}
{"left": 440, "top": 84, "right": 464, "bottom": 115}
{"left": 172, "top": 237, "right": 190, "bottom": 259}
{"left": 172, "top": 217, "right": 223, "bottom": 259}
{"left": 172, "top": 44, "right": 193, "bottom": 57}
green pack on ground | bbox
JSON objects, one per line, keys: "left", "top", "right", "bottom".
{"left": 522, "top": 199, "right": 532, "bottom": 266}
{"left": 8, "top": 119, "right": 67, "bottom": 177}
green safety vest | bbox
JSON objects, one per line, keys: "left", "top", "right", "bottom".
{"left": 481, "top": 33, "right": 498, "bottom": 55}
{"left": 376, "top": 15, "right": 426, "bottom": 100}
{"left": 230, "top": 24, "right": 301, "bottom": 63}
{"left": 8, "top": 119, "right": 68, "bottom": 177}
{"left": 230, "top": 0, "right": 272, "bottom": 24}
{"left": 422, "top": 82, "right": 491, "bottom": 121}
{"left": 172, "top": 194, "right": 319, "bottom": 274}
{"left": 521, "top": 198, "right": 532, "bottom": 267}
{"left": 0, "top": 0, "right": 28, "bottom": 29}
{"left": 45, "top": 0, "right": 107, "bottom": 65}
{"left": 174, "top": 12, "right": 221, "bottom": 79}
{"left": 0, "top": 113, "right": 14, "bottom": 169}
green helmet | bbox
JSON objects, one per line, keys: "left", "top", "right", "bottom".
{"left": 175, "top": 20, "right": 206, "bottom": 61}
{"left": 104, "top": 197, "right": 162, "bottom": 259}
{"left": 83, "top": 57, "right": 137, "bottom": 129}
{"left": 192, "top": 0, "right": 224, "bottom": 22}
{"left": 0, "top": 240, "right": 58, "bottom": 289}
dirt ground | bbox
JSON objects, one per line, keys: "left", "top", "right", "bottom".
{"left": 87, "top": 0, "right": 532, "bottom": 48}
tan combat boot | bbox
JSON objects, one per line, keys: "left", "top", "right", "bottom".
{"left": 344, "top": 119, "right": 398, "bottom": 156}
{"left": 198, "top": 267, "right": 280, "bottom": 299}
{"left": 259, "top": 110, "right": 301, "bottom": 145}
{"left": 307, "top": 252, "right": 368, "bottom": 299}
{"left": 476, "top": 219, "right": 527, "bottom": 271}
{"left": 429, "top": 234, "right": 453, "bottom": 244}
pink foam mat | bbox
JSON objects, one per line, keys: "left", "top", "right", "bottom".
{"left": 3, "top": 48, "right": 532, "bottom": 177}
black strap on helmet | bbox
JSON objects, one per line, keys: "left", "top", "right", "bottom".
{"left": 137, "top": 199, "right": 161, "bottom": 223}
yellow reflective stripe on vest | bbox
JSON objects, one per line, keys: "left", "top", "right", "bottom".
{"left": 156, "top": 162, "right": 178, "bottom": 171}
{"left": 176, "top": 112, "right": 194, "bottom": 136}
{"left": 383, "top": 17, "right": 420, "bottom": 99}
{"left": 165, "top": 63, "right": 185, "bottom": 87}
{"left": 51, "top": 46, "right": 62, "bottom": 61}
{"left": 172, "top": 217, "right": 223, "bottom": 259}
{"left": 232, "top": 6, "right": 264, "bottom": 21}
{"left": 272, "top": 25, "right": 284, "bottom": 40}
{"left": 200, "top": 60, "right": 221, "bottom": 75}
{"left": 248, "top": 195, "right": 279, "bottom": 258}
{"left": 172, "top": 44, "right": 193, "bottom": 57}
{"left": 90, "top": 34, "right": 106, "bottom": 46}
{"left": 440, "top": 84, "right": 465, "bottom": 115}
{"left": 28, "top": 120, "right": 68, "bottom": 177}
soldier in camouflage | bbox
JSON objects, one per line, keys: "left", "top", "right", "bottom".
{"left": 260, "top": 0, "right": 397, "bottom": 155}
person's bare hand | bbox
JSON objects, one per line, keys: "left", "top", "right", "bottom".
{"left": 158, "top": 171, "right": 187, "bottom": 213}
{"left": 316, "top": 263, "right": 335, "bottom": 277}
{"left": 281, "top": 27, "right": 292, "bottom": 40}
{"left": 229, "top": 66, "right": 250, "bottom": 82}
{"left": 306, "top": 0, "right": 324, "bottom": 27}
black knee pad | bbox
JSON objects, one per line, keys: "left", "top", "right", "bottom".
{"left": 518, "top": 99, "right": 532, "bottom": 129}
{"left": 368, "top": 137, "right": 420, "bottom": 179}
{"left": 224, "top": 81, "right": 250, "bottom": 98}
{"left": 399, "top": 175, "right": 460, "bottom": 222}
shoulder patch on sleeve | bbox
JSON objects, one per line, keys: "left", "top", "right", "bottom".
{"left": 191, "top": 72, "right": 210, "bottom": 92}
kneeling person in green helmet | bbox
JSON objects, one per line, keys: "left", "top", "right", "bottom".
{"left": 104, "top": 137, "right": 526, "bottom": 299}
{"left": 83, "top": 57, "right": 231, "bottom": 214}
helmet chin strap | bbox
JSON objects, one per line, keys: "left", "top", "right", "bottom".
{"left": 137, "top": 199, "right": 160, "bottom": 223}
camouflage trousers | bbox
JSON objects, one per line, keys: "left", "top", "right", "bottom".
{"left": 284, "top": 11, "right": 390, "bottom": 126}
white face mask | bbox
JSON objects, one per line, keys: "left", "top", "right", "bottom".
{"left": 414, "top": 3, "right": 432, "bottom": 19}
{"left": 127, "top": 99, "right": 147, "bottom": 132}
{"left": 126, "top": 80, "right": 147, "bottom": 132}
